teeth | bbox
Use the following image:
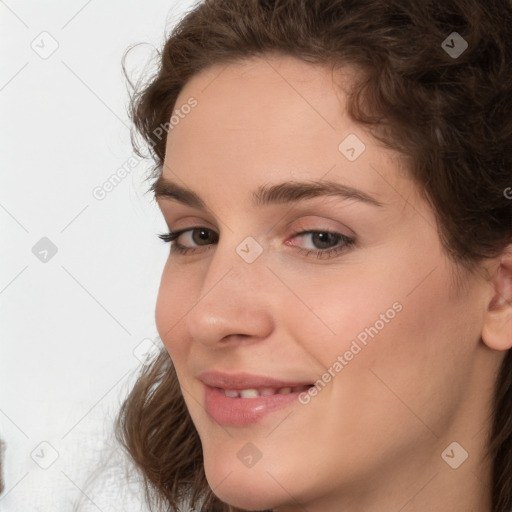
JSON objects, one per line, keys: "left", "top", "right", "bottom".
{"left": 222, "top": 385, "right": 310, "bottom": 398}
{"left": 240, "top": 389, "right": 259, "bottom": 398}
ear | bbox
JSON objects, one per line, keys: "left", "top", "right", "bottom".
{"left": 481, "top": 244, "right": 512, "bottom": 351}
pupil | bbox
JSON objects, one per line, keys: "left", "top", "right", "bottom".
{"left": 193, "top": 229, "right": 214, "bottom": 245}
{"left": 312, "top": 232, "right": 339, "bottom": 249}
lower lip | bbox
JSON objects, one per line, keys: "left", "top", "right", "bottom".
{"left": 204, "top": 385, "right": 304, "bottom": 426}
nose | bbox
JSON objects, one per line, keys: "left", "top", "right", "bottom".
{"left": 185, "top": 243, "right": 275, "bottom": 347}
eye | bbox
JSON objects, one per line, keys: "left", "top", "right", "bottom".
{"left": 158, "top": 227, "right": 218, "bottom": 254}
{"left": 293, "top": 231, "right": 343, "bottom": 250}
{"left": 157, "top": 227, "right": 355, "bottom": 260}
{"left": 287, "top": 230, "right": 355, "bottom": 259}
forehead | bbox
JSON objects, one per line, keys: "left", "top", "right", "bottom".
{"left": 169, "top": 55, "right": 355, "bottom": 150}
{"left": 163, "top": 55, "right": 409, "bottom": 209}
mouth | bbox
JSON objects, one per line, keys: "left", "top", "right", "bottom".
{"left": 198, "top": 371, "right": 315, "bottom": 426}
{"left": 219, "top": 384, "right": 312, "bottom": 398}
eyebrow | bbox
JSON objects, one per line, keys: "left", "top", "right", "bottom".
{"left": 151, "top": 175, "right": 383, "bottom": 208}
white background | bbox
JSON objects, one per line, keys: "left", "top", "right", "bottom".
{"left": 1, "top": 1, "right": 197, "bottom": 510}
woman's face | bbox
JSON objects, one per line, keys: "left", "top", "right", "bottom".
{"left": 154, "top": 56, "right": 498, "bottom": 511}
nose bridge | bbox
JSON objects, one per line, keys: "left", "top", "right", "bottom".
{"left": 185, "top": 236, "right": 274, "bottom": 345}
{"left": 208, "top": 229, "right": 272, "bottom": 293}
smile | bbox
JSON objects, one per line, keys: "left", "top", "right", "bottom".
{"left": 198, "top": 371, "right": 315, "bottom": 426}
{"left": 221, "top": 385, "right": 312, "bottom": 398}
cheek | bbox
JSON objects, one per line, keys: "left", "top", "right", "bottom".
{"left": 268, "top": 261, "right": 404, "bottom": 365}
{"left": 330, "top": 268, "right": 477, "bottom": 442}
{"left": 283, "top": 253, "right": 476, "bottom": 428}
{"left": 154, "top": 264, "right": 195, "bottom": 360}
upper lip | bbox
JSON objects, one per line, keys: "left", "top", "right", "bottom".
{"left": 198, "top": 371, "right": 313, "bottom": 389}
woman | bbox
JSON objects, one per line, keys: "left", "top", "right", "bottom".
{"left": 116, "top": 1, "right": 512, "bottom": 510}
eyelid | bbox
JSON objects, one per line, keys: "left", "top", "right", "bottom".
{"left": 286, "top": 217, "right": 355, "bottom": 239}
{"left": 160, "top": 210, "right": 217, "bottom": 231}
{"left": 160, "top": 214, "right": 356, "bottom": 244}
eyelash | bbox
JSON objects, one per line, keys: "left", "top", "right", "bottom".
{"left": 157, "top": 227, "right": 355, "bottom": 260}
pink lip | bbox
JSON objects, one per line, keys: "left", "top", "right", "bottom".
{"left": 198, "top": 371, "right": 313, "bottom": 427}
{"left": 198, "top": 371, "right": 312, "bottom": 389}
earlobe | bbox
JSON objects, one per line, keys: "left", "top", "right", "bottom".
{"left": 481, "top": 246, "right": 512, "bottom": 351}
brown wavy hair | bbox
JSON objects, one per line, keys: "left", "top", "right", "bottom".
{"left": 115, "top": 1, "right": 512, "bottom": 510}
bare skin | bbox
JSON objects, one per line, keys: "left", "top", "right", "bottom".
{"left": 153, "top": 55, "right": 512, "bottom": 512}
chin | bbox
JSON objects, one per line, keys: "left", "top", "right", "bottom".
{"left": 203, "top": 456, "right": 286, "bottom": 511}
